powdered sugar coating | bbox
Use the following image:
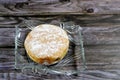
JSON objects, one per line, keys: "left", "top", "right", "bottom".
{"left": 24, "top": 24, "right": 69, "bottom": 62}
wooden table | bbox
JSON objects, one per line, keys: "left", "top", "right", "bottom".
{"left": 1, "top": 0, "right": 120, "bottom": 80}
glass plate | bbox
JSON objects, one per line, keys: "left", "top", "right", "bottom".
{"left": 14, "top": 20, "right": 86, "bottom": 76}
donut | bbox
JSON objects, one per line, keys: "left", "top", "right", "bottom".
{"left": 24, "top": 24, "right": 69, "bottom": 65}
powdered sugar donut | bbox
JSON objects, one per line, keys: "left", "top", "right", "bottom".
{"left": 24, "top": 24, "right": 69, "bottom": 65}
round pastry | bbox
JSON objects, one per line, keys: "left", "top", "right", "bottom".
{"left": 24, "top": 24, "right": 69, "bottom": 65}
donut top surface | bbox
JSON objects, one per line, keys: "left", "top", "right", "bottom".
{"left": 24, "top": 24, "right": 69, "bottom": 65}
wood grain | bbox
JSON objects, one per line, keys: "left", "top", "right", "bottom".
{"left": 0, "top": 0, "right": 120, "bottom": 15}
{"left": 0, "top": 15, "right": 120, "bottom": 28}
{"left": 1, "top": 45, "right": 120, "bottom": 70}
{"left": 0, "top": 15, "right": 120, "bottom": 79}
{"left": 0, "top": 7, "right": 120, "bottom": 79}
{"left": 1, "top": 48, "right": 120, "bottom": 79}
{"left": 0, "top": 15, "right": 120, "bottom": 47}
{"left": 85, "top": 45, "right": 120, "bottom": 70}
{"left": 1, "top": 71, "right": 120, "bottom": 80}
{"left": 0, "top": 26, "right": 120, "bottom": 47}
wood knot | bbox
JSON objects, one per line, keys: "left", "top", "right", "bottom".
{"left": 59, "top": 0, "right": 70, "bottom": 2}
{"left": 86, "top": 8, "right": 94, "bottom": 13}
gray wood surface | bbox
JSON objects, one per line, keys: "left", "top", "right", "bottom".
{"left": 1, "top": 27, "right": 120, "bottom": 47}
{"left": 1, "top": 0, "right": 120, "bottom": 79}
{"left": 1, "top": 70, "right": 120, "bottom": 80}
{"left": 0, "top": 0, "right": 120, "bottom": 15}
{"left": 1, "top": 45, "right": 120, "bottom": 71}
{"left": 0, "top": 14, "right": 120, "bottom": 79}
{"left": 0, "top": 15, "right": 120, "bottom": 27}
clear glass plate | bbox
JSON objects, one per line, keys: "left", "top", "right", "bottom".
{"left": 14, "top": 20, "right": 86, "bottom": 76}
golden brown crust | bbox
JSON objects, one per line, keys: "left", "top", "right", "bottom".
{"left": 24, "top": 24, "right": 69, "bottom": 65}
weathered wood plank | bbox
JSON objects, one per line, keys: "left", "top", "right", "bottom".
{"left": 85, "top": 45, "right": 120, "bottom": 70}
{"left": 0, "top": 28, "right": 15, "bottom": 47}
{"left": 0, "top": 70, "right": 120, "bottom": 80}
{"left": 1, "top": 45, "right": 120, "bottom": 71}
{"left": 0, "top": 15, "right": 120, "bottom": 28}
{"left": 1, "top": 71, "right": 120, "bottom": 80}
{"left": 0, "top": 27, "right": 120, "bottom": 47}
{"left": 0, "top": 17, "right": 25, "bottom": 27}
{"left": 83, "top": 27, "right": 120, "bottom": 45}
{"left": 1, "top": 47, "right": 120, "bottom": 79}
{"left": 0, "top": 0, "right": 28, "bottom": 4}
{"left": 0, "top": 0, "right": 120, "bottom": 15}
